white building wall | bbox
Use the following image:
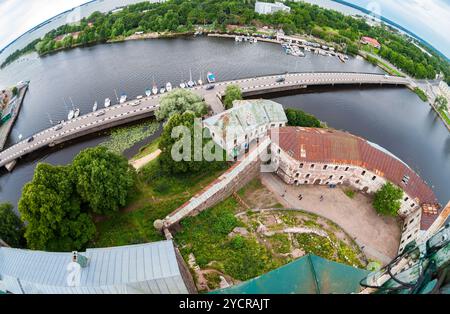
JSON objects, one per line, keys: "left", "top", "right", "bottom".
{"left": 398, "top": 209, "right": 422, "bottom": 254}
{"left": 255, "top": 1, "right": 291, "bottom": 15}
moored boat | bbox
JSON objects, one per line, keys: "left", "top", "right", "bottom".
{"left": 145, "top": 88, "right": 151, "bottom": 97}
{"left": 67, "top": 110, "right": 74, "bottom": 120}
{"left": 104, "top": 98, "right": 111, "bottom": 108}
{"left": 74, "top": 108, "right": 80, "bottom": 118}
{"left": 166, "top": 82, "right": 172, "bottom": 91}
{"left": 92, "top": 101, "right": 98, "bottom": 112}
{"left": 160, "top": 87, "right": 166, "bottom": 94}
{"left": 119, "top": 93, "right": 127, "bottom": 104}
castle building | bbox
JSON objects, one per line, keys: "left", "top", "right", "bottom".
{"left": 269, "top": 127, "right": 441, "bottom": 253}
{"left": 255, "top": 1, "right": 291, "bottom": 15}
{"left": 203, "top": 99, "right": 287, "bottom": 157}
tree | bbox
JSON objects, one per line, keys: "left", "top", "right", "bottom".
{"left": 285, "top": 108, "right": 321, "bottom": 127}
{"left": 18, "top": 163, "right": 95, "bottom": 251}
{"left": 373, "top": 182, "right": 403, "bottom": 216}
{"left": 71, "top": 146, "right": 135, "bottom": 215}
{"left": 158, "top": 112, "right": 226, "bottom": 174}
{"left": 223, "top": 84, "right": 242, "bottom": 109}
{"left": 155, "top": 89, "right": 207, "bottom": 121}
{"left": 11, "top": 86, "right": 18, "bottom": 96}
{"left": 0, "top": 203, "right": 24, "bottom": 247}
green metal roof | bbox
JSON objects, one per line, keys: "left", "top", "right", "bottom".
{"left": 210, "top": 254, "right": 370, "bottom": 294}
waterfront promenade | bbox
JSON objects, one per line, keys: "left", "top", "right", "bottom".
{"left": 0, "top": 72, "right": 409, "bottom": 170}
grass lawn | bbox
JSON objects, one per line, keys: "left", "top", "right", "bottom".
{"left": 414, "top": 87, "right": 428, "bottom": 102}
{"left": 438, "top": 108, "right": 450, "bottom": 126}
{"left": 92, "top": 158, "right": 229, "bottom": 247}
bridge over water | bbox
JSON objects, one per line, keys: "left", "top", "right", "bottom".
{"left": 0, "top": 72, "right": 409, "bottom": 171}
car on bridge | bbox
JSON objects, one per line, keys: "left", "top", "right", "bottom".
{"left": 27, "top": 136, "right": 34, "bottom": 143}
{"left": 276, "top": 77, "right": 285, "bottom": 83}
{"left": 205, "top": 84, "right": 215, "bottom": 90}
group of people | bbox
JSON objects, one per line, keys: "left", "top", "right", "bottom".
{"left": 281, "top": 190, "right": 325, "bottom": 202}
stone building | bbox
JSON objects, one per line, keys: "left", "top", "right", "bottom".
{"left": 269, "top": 127, "right": 441, "bottom": 254}
{"left": 203, "top": 99, "right": 287, "bottom": 157}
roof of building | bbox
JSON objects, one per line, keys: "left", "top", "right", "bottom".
{"left": 203, "top": 99, "right": 287, "bottom": 142}
{"left": 211, "top": 254, "right": 370, "bottom": 294}
{"left": 0, "top": 240, "right": 188, "bottom": 294}
{"left": 271, "top": 127, "right": 440, "bottom": 229}
{"left": 361, "top": 36, "right": 381, "bottom": 47}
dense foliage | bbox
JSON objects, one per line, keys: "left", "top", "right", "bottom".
{"left": 158, "top": 111, "right": 226, "bottom": 174}
{"left": 223, "top": 84, "right": 243, "bottom": 109}
{"left": 155, "top": 89, "right": 207, "bottom": 121}
{"left": 0, "top": 203, "right": 24, "bottom": 248}
{"left": 0, "top": 38, "right": 40, "bottom": 68}
{"left": 373, "top": 182, "right": 403, "bottom": 216}
{"left": 435, "top": 95, "right": 448, "bottom": 112}
{"left": 72, "top": 146, "right": 136, "bottom": 215}
{"left": 18, "top": 163, "right": 96, "bottom": 251}
{"left": 3, "top": 0, "right": 448, "bottom": 83}
{"left": 285, "top": 108, "right": 321, "bottom": 127}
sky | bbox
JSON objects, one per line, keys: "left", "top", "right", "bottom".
{"left": 0, "top": 0, "right": 449, "bottom": 57}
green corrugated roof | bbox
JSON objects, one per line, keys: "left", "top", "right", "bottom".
{"left": 210, "top": 254, "right": 370, "bottom": 294}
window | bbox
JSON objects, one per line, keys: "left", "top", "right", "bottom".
{"left": 323, "top": 165, "right": 328, "bottom": 170}
{"left": 407, "top": 234, "right": 412, "bottom": 240}
{"left": 245, "top": 134, "right": 248, "bottom": 140}
{"left": 304, "top": 180, "right": 309, "bottom": 184}
{"left": 329, "top": 175, "right": 333, "bottom": 179}
{"left": 299, "top": 163, "right": 304, "bottom": 169}
{"left": 295, "top": 173, "right": 300, "bottom": 178}
{"left": 279, "top": 123, "right": 282, "bottom": 127}
{"left": 334, "top": 166, "right": 338, "bottom": 170}
{"left": 361, "top": 170, "right": 366, "bottom": 175}
{"left": 372, "top": 176, "right": 376, "bottom": 180}
{"left": 404, "top": 197, "right": 409, "bottom": 201}
{"left": 355, "top": 180, "right": 360, "bottom": 184}
{"left": 234, "top": 139, "right": 237, "bottom": 145}
{"left": 277, "top": 148, "right": 281, "bottom": 154}
{"left": 339, "top": 176, "right": 344, "bottom": 180}
{"left": 306, "top": 174, "right": 311, "bottom": 178}
{"left": 410, "top": 203, "right": 415, "bottom": 208}
{"left": 325, "top": 182, "right": 329, "bottom": 185}
{"left": 345, "top": 167, "right": 349, "bottom": 171}
{"left": 310, "top": 164, "right": 315, "bottom": 169}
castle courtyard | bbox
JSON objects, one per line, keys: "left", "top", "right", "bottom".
{"left": 261, "top": 173, "right": 402, "bottom": 264}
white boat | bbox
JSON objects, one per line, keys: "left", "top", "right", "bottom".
{"left": 67, "top": 110, "right": 74, "bottom": 120}
{"left": 119, "top": 94, "right": 127, "bottom": 104}
{"left": 136, "top": 95, "right": 143, "bottom": 100}
{"left": 92, "top": 101, "right": 98, "bottom": 112}
{"left": 166, "top": 82, "right": 172, "bottom": 91}
{"left": 74, "top": 108, "right": 80, "bottom": 118}
{"left": 152, "top": 85, "right": 158, "bottom": 95}
{"left": 104, "top": 98, "right": 111, "bottom": 108}
{"left": 160, "top": 87, "right": 166, "bottom": 94}
{"left": 145, "top": 89, "right": 151, "bottom": 97}
{"left": 198, "top": 71, "right": 203, "bottom": 85}
{"left": 180, "top": 82, "right": 186, "bottom": 88}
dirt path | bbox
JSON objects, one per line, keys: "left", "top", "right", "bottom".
{"left": 129, "top": 149, "right": 161, "bottom": 170}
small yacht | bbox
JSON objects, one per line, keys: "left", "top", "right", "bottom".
{"left": 180, "top": 82, "right": 186, "bottom": 88}
{"left": 145, "top": 88, "right": 151, "bottom": 97}
{"left": 136, "top": 95, "right": 143, "bottom": 100}
{"left": 159, "top": 87, "right": 166, "bottom": 94}
{"left": 104, "top": 98, "right": 111, "bottom": 108}
{"left": 207, "top": 72, "right": 216, "bottom": 83}
{"left": 198, "top": 71, "right": 203, "bottom": 86}
{"left": 74, "top": 108, "right": 80, "bottom": 118}
{"left": 119, "top": 93, "right": 127, "bottom": 104}
{"left": 166, "top": 82, "right": 172, "bottom": 91}
{"left": 92, "top": 101, "right": 98, "bottom": 112}
{"left": 152, "top": 85, "right": 158, "bottom": 95}
{"left": 67, "top": 110, "right": 74, "bottom": 120}
{"left": 187, "top": 69, "right": 195, "bottom": 88}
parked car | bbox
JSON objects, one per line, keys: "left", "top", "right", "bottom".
{"left": 276, "top": 77, "right": 285, "bottom": 83}
{"left": 27, "top": 136, "right": 34, "bottom": 143}
{"left": 95, "top": 111, "right": 105, "bottom": 117}
{"left": 205, "top": 84, "right": 215, "bottom": 90}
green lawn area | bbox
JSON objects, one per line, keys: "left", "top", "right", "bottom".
{"left": 92, "top": 158, "right": 229, "bottom": 247}
{"left": 414, "top": 87, "right": 428, "bottom": 102}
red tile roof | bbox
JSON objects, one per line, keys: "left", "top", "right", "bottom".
{"left": 271, "top": 127, "right": 440, "bottom": 229}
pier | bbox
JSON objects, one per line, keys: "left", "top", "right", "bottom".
{"left": 0, "top": 72, "right": 409, "bottom": 171}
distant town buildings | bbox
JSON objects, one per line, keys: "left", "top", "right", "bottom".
{"left": 0, "top": 240, "right": 194, "bottom": 294}
{"left": 360, "top": 36, "right": 381, "bottom": 49}
{"left": 255, "top": 1, "right": 291, "bottom": 15}
{"left": 203, "top": 99, "right": 287, "bottom": 157}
